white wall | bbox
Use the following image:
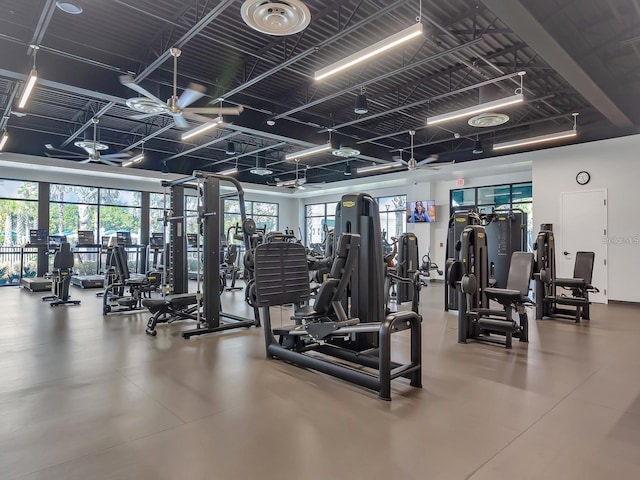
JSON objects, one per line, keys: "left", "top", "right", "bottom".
{"left": 531, "top": 134, "right": 640, "bottom": 302}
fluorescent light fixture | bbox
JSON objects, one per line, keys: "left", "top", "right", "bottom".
{"left": 0, "top": 131, "right": 8, "bottom": 151}
{"left": 493, "top": 129, "right": 577, "bottom": 151}
{"left": 122, "top": 160, "right": 134, "bottom": 167}
{"left": 181, "top": 117, "right": 223, "bottom": 141}
{"left": 356, "top": 161, "right": 404, "bottom": 174}
{"left": 426, "top": 93, "right": 524, "bottom": 126}
{"left": 219, "top": 166, "right": 238, "bottom": 175}
{"left": 284, "top": 143, "right": 331, "bottom": 161}
{"left": 315, "top": 23, "right": 423, "bottom": 81}
{"left": 17, "top": 69, "right": 38, "bottom": 109}
{"left": 130, "top": 153, "right": 144, "bottom": 163}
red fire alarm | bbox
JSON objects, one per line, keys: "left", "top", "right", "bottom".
{"left": 456, "top": 178, "right": 465, "bottom": 187}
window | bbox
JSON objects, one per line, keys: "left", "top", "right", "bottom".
{"left": 99, "top": 188, "right": 141, "bottom": 244}
{"left": 50, "top": 184, "right": 99, "bottom": 246}
{"left": 223, "top": 199, "right": 279, "bottom": 242}
{"left": 149, "top": 192, "right": 167, "bottom": 237}
{"left": 377, "top": 195, "right": 406, "bottom": 241}
{"left": 0, "top": 179, "right": 38, "bottom": 285}
{"left": 305, "top": 202, "right": 337, "bottom": 247}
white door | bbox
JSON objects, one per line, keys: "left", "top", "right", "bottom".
{"left": 561, "top": 190, "right": 608, "bottom": 303}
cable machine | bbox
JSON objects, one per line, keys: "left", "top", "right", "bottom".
{"left": 145, "top": 172, "right": 259, "bottom": 338}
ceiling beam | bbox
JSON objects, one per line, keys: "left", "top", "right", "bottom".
{"left": 481, "top": 0, "right": 633, "bottom": 128}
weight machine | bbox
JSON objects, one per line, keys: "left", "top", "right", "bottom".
{"left": 448, "top": 225, "right": 534, "bottom": 349}
{"left": 533, "top": 226, "right": 598, "bottom": 322}
{"left": 143, "top": 172, "right": 259, "bottom": 338}
{"left": 253, "top": 193, "right": 422, "bottom": 400}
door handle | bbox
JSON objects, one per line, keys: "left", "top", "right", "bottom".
{"left": 563, "top": 251, "right": 570, "bottom": 256}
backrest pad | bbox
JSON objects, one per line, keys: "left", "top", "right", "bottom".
{"left": 53, "top": 242, "right": 74, "bottom": 270}
{"left": 573, "top": 251, "right": 595, "bottom": 284}
{"left": 506, "top": 251, "right": 534, "bottom": 296}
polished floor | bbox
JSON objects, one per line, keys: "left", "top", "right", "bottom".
{"left": 1, "top": 282, "right": 640, "bottom": 480}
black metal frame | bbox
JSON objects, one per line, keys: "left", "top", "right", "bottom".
{"left": 533, "top": 229, "right": 597, "bottom": 323}
{"left": 451, "top": 225, "right": 531, "bottom": 349}
{"left": 255, "top": 240, "right": 422, "bottom": 401}
{"left": 163, "top": 171, "right": 260, "bottom": 339}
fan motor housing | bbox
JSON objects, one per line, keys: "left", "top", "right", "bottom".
{"left": 241, "top": 0, "right": 312, "bottom": 36}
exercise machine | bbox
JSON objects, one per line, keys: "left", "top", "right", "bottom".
{"left": 143, "top": 172, "right": 260, "bottom": 337}
{"left": 533, "top": 227, "right": 598, "bottom": 322}
{"left": 102, "top": 245, "right": 157, "bottom": 314}
{"left": 445, "top": 211, "right": 481, "bottom": 310}
{"left": 253, "top": 193, "right": 422, "bottom": 400}
{"left": 484, "top": 208, "right": 528, "bottom": 288}
{"left": 448, "top": 225, "right": 533, "bottom": 349}
{"left": 42, "top": 242, "right": 81, "bottom": 307}
{"left": 20, "top": 229, "right": 53, "bottom": 292}
{"left": 71, "top": 230, "right": 104, "bottom": 289}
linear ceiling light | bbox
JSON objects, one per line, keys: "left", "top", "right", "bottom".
{"left": 122, "top": 153, "right": 144, "bottom": 168}
{"left": 493, "top": 130, "right": 577, "bottom": 151}
{"left": 181, "top": 116, "right": 223, "bottom": 141}
{"left": 0, "top": 131, "right": 8, "bottom": 151}
{"left": 427, "top": 93, "right": 524, "bottom": 126}
{"left": 493, "top": 113, "right": 579, "bottom": 151}
{"left": 18, "top": 69, "right": 38, "bottom": 109}
{"left": 314, "top": 22, "right": 423, "bottom": 81}
{"left": 284, "top": 143, "right": 331, "bottom": 161}
{"left": 219, "top": 166, "right": 238, "bottom": 175}
{"left": 356, "top": 161, "right": 404, "bottom": 174}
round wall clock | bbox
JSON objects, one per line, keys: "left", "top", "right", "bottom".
{"left": 576, "top": 171, "right": 590, "bottom": 185}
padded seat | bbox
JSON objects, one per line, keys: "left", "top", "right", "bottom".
{"left": 473, "top": 251, "right": 534, "bottom": 349}
{"left": 142, "top": 293, "right": 198, "bottom": 313}
{"left": 554, "top": 277, "right": 587, "bottom": 288}
{"left": 484, "top": 287, "right": 526, "bottom": 305}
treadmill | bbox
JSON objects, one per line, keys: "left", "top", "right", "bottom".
{"left": 71, "top": 230, "right": 104, "bottom": 288}
{"left": 20, "top": 229, "right": 53, "bottom": 292}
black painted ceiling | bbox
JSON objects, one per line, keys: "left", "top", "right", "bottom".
{"left": 0, "top": 0, "right": 637, "bottom": 185}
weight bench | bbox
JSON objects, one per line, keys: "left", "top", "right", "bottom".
{"left": 142, "top": 293, "right": 200, "bottom": 336}
{"left": 464, "top": 252, "right": 534, "bottom": 349}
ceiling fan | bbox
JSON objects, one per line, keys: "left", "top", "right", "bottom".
{"left": 398, "top": 130, "right": 455, "bottom": 171}
{"left": 44, "top": 118, "right": 131, "bottom": 166}
{"left": 120, "top": 47, "right": 243, "bottom": 128}
{"left": 270, "top": 161, "right": 323, "bottom": 190}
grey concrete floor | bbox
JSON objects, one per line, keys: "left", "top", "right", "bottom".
{"left": 1, "top": 282, "right": 640, "bottom": 480}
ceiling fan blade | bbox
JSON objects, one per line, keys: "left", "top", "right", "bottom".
{"left": 177, "top": 83, "right": 206, "bottom": 109}
{"left": 78, "top": 158, "right": 92, "bottom": 164}
{"left": 183, "top": 112, "right": 225, "bottom": 125}
{"left": 102, "top": 152, "right": 131, "bottom": 159}
{"left": 184, "top": 106, "right": 244, "bottom": 115}
{"left": 417, "top": 161, "right": 456, "bottom": 169}
{"left": 416, "top": 155, "right": 439, "bottom": 166}
{"left": 173, "top": 113, "right": 189, "bottom": 129}
{"left": 100, "top": 159, "right": 120, "bottom": 167}
{"left": 119, "top": 75, "right": 166, "bottom": 106}
{"left": 130, "top": 112, "right": 161, "bottom": 121}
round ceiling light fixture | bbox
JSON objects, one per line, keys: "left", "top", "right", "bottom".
{"left": 332, "top": 146, "right": 360, "bottom": 158}
{"left": 241, "top": 0, "right": 311, "bottom": 36}
{"left": 468, "top": 112, "right": 510, "bottom": 128}
{"left": 56, "top": 1, "right": 83, "bottom": 14}
{"left": 126, "top": 97, "right": 170, "bottom": 115}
